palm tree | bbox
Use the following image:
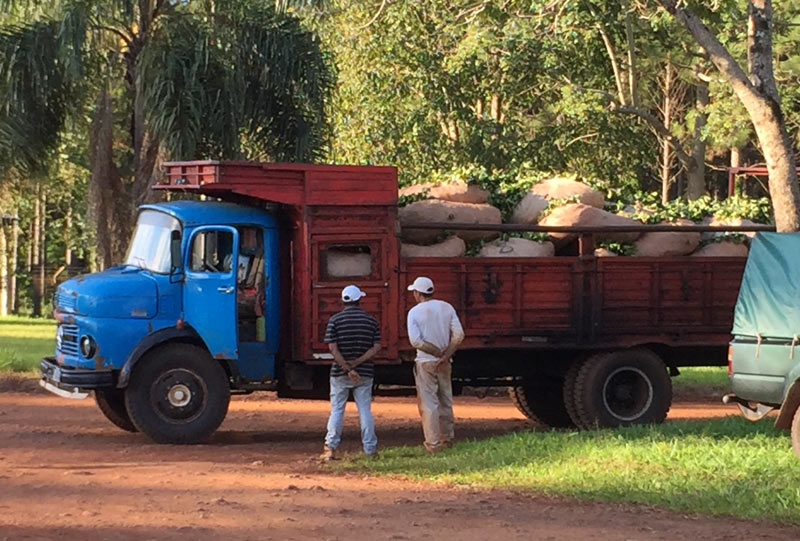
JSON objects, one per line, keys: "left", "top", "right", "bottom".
{"left": 0, "top": 0, "right": 333, "bottom": 265}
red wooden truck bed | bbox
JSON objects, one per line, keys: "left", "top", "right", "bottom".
{"left": 160, "top": 160, "right": 766, "bottom": 429}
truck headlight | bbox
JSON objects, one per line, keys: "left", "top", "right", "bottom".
{"left": 80, "top": 335, "right": 97, "bottom": 358}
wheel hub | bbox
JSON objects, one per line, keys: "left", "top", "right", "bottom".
{"left": 602, "top": 367, "right": 653, "bottom": 422}
{"left": 167, "top": 384, "right": 192, "bottom": 407}
{"left": 150, "top": 368, "right": 208, "bottom": 423}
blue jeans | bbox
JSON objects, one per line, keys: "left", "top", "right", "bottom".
{"left": 324, "top": 375, "right": 377, "bottom": 455}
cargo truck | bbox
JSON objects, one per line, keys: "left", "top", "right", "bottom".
{"left": 40, "top": 161, "right": 771, "bottom": 443}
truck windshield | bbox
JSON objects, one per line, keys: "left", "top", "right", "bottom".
{"left": 124, "top": 210, "right": 182, "bottom": 273}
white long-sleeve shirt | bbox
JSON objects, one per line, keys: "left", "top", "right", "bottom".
{"left": 407, "top": 299, "right": 464, "bottom": 362}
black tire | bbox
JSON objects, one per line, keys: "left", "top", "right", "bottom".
{"left": 124, "top": 344, "right": 230, "bottom": 444}
{"left": 574, "top": 349, "right": 672, "bottom": 429}
{"left": 562, "top": 358, "right": 585, "bottom": 429}
{"left": 791, "top": 405, "right": 800, "bottom": 458}
{"left": 509, "top": 374, "right": 576, "bottom": 429}
{"left": 95, "top": 389, "right": 138, "bottom": 432}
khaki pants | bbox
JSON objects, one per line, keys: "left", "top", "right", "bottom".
{"left": 413, "top": 361, "right": 454, "bottom": 451}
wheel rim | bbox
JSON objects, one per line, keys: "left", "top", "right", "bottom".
{"left": 150, "top": 368, "right": 208, "bottom": 424}
{"left": 601, "top": 367, "right": 653, "bottom": 422}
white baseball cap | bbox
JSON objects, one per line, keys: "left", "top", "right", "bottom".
{"left": 341, "top": 285, "right": 366, "bottom": 302}
{"left": 407, "top": 276, "right": 435, "bottom": 294}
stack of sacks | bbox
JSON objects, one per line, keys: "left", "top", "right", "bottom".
{"left": 538, "top": 204, "right": 642, "bottom": 247}
{"left": 634, "top": 219, "right": 700, "bottom": 257}
{"left": 325, "top": 248, "right": 373, "bottom": 277}
{"left": 399, "top": 180, "right": 501, "bottom": 252}
{"left": 478, "top": 238, "right": 555, "bottom": 257}
{"left": 398, "top": 176, "right": 759, "bottom": 258}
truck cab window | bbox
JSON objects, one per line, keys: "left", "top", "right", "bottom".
{"left": 190, "top": 230, "right": 233, "bottom": 273}
{"left": 321, "top": 245, "right": 373, "bottom": 280}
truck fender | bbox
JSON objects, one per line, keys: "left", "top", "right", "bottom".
{"left": 117, "top": 326, "right": 205, "bottom": 389}
{"left": 775, "top": 378, "right": 800, "bottom": 430}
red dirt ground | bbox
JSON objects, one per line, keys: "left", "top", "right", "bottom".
{"left": 0, "top": 389, "right": 797, "bottom": 540}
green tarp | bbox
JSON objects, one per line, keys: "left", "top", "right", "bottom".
{"left": 733, "top": 232, "right": 800, "bottom": 339}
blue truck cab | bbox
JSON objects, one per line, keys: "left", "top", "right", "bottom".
{"left": 725, "top": 232, "right": 800, "bottom": 456}
{"left": 40, "top": 200, "right": 281, "bottom": 443}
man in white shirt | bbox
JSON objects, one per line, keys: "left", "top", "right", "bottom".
{"left": 406, "top": 276, "right": 464, "bottom": 452}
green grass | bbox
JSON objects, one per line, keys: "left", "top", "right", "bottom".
{"left": 342, "top": 417, "right": 800, "bottom": 524}
{"left": 672, "top": 366, "right": 730, "bottom": 399}
{"left": 0, "top": 316, "right": 56, "bottom": 372}
{"left": 675, "top": 366, "right": 729, "bottom": 387}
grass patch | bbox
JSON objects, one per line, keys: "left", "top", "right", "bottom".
{"left": 672, "top": 366, "right": 729, "bottom": 399}
{"left": 342, "top": 417, "right": 800, "bottom": 524}
{"left": 0, "top": 316, "right": 56, "bottom": 373}
{"left": 675, "top": 366, "right": 728, "bottom": 387}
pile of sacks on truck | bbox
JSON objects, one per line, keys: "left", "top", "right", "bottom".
{"left": 396, "top": 177, "right": 756, "bottom": 259}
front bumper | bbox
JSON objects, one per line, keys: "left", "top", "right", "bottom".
{"left": 40, "top": 357, "right": 115, "bottom": 393}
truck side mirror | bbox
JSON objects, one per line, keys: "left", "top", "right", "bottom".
{"left": 170, "top": 230, "right": 183, "bottom": 275}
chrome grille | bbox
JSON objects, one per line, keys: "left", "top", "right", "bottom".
{"left": 58, "top": 324, "right": 79, "bottom": 357}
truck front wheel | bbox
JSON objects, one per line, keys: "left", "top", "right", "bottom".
{"left": 574, "top": 349, "right": 671, "bottom": 429}
{"left": 125, "top": 344, "right": 230, "bottom": 444}
{"left": 95, "top": 389, "right": 138, "bottom": 432}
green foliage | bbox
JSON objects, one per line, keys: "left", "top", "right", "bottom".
{"left": 140, "top": 0, "right": 334, "bottom": 161}
{"left": 607, "top": 193, "right": 773, "bottom": 224}
{"left": 320, "top": 1, "right": 656, "bottom": 189}
{"left": 0, "top": 12, "right": 87, "bottom": 174}
{"left": 341, "top": 416, "right": 800, "bottom": 524}
{"left": 596, "top": 241, "right": 635, "bottom": 256}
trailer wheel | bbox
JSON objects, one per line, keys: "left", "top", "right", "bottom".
{"left": 791, "top": 405, "right": 800, "bottom": 458}
{"left": 509, "top": 375, "right": 575, "bottom": 429}
{"left": 574, "top": 349, "right": 671, "bottom": 429}
{"left": 95, "top": 389, "right": 138, "bottom": 432}
{"left": 562, "top": 359, "right": 585, "bottom": 429}
{"left": 125, "top": 344, "right": 230, "bottom": 444}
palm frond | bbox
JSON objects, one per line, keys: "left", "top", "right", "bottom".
{"left": 139, "top": 0, "right": 333, "bottom": 162}
{"left": 0, "top": 16, "right": 87, "bottom": 173}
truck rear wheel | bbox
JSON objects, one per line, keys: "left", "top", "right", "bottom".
{"left": 574, "top": 349, "right": 671, "bottom": 429}
{"left": 509, "top": 375, "right": 575, "bottom": 429}
{"left": 791, "top": 405, "right": 800, "bottom": 458}
{"left": 562, "top": 359, "right": 585, "bottom": 429}
{"left": 125, "top": 344, "right": 230, "bottom": 444}
{"left": 95, "top": 389, "right": 138, "bottom": 432}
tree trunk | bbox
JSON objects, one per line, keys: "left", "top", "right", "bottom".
{"left": 90, "top": 86, "right": 132, "bottom": 268}
{"left": 490, "top": 93, "right": 503, "bottom": 123}
{"left": 9, "top": 215, "right": 18, "bottom": 314}
{"left": 32, "top": 184, "right": 40, "bottom": 269}
{"left": 731, "top": 146, "right": 742, "bottom": 168}
{"left": 686, "top": 80, "right": 708, "bottom": 200}
{"left": 659, "top": 0, "right": 800, "bottom": 231}
{"left": 128, "top": 10, "right": 161, "bottom": 226}
{"left": 661, "top": 59, "right": 673, "bottom": 204}
{"left": 31, "top": 183, "right": 41, "bottom": 316}
{"left": 35, "top": 189, "right": 46, "bottom": 317}
{"left": 625, "top": 11, "right": 638, "bottom": 108}
{"left": 25, "top": 219, "right": 31, "bottom": 273}
{"left": 0, "top": 224, "right": 7, "bottom": 317}
{"left": 64, "top": 207, "right": 72, "bottom": 269}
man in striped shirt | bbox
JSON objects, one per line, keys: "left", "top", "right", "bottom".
{"left": 320, "top": 285, "right": 381, "bottom": 461}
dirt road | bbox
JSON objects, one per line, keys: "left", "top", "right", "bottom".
{"left": 1, "top": 390, "right": 797, "bottom": 540}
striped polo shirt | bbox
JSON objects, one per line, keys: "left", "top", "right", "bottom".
{"left": 324, "top": 306, "right": 381, "bottom": 378}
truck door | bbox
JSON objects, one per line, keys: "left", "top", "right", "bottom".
{"left": 311, "top": 235, "right": 398, "bottom": 360}
{"left": 185, "top": 226, "right": 239, "bottom": 359}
